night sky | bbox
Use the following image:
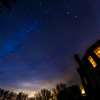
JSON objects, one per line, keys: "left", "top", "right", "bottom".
{"left": 0, "top": 0, "right": 100, "bottom": 97}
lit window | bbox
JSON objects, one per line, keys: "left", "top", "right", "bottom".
{"left": 94, "top": 46, "right": 100, "bottom": 59}
{"left": 88, "top": 56, "right": 97, "bottom": 68}
{"left": 84, "top": 77, "right": 87, "bottom": 85}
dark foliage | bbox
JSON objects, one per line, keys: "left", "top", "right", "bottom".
{"left": 0, "top": 0, "right": 17, "bottom": 13}
{"left": 41, "top": 89, "right": 51, "bottom": 100}
{"left": 56, "top": 85, "right": 82, "bottom": 100}
{"left": 2, "top": 83, "right": 99, "bottom": 100}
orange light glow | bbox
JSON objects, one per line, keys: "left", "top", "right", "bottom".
{"left": 88, "top": 56, "right": 97, "bottom": 68}
{"left": 94, "top": 46, "right": 100, "bottom": 59}
{"left": 81, "top": 89, "right": 85, "bottom": 94}
{"left": 84, "top": 77, "right": 87, "bottom": 85}
{"left": 80, "top": 85, "right": 86, "bottom": 95}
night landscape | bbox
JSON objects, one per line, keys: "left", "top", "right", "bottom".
{"left": 0, "top": 0, "right": 100, "bottom": 100}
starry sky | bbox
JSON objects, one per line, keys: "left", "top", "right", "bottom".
{"left": 0, "top": 0, "right": 100, "bottom": 97}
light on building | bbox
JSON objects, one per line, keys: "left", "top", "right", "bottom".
{"left": 84, "top": 77, "right": 87, "bottom": 85}
{"left": 94, "top": 46, "right": 100, "bottom": 59}
{"left": 88, "top": 56, "right": 97, "bottom": 68}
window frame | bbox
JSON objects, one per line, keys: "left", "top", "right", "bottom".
{"left": 88, "top": 55, "right": 97, "bottom": 68}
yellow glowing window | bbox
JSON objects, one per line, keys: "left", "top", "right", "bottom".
{"left": 88, "top": 56, "right": 97, "bottom": 68}
{"left": 84, "top": 77, "right": 87, "bottom": 85}
{"left": 94, "top": 46, "right": 100, "bottom": 59}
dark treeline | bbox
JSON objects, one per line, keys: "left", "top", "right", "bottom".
{"left": 0, "top": 88, "right": 28, "bottom": 100}
{"left": 0, "top": 83, "right": 87, "bottom": 100}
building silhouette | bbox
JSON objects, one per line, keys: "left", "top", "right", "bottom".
{"left": 75, "top": 40, "right": 100, "bottom": 96}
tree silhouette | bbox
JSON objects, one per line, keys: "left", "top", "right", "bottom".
{"left": 28, "top": 98, "right": 35, "bottom": 100}
{"left": 0, "top": 84, "right": 83, "bottom": 100}
{"left": 53, "top": 83, "right": 67, "bottom": 100}
{"left": 56, "top": 83, "right": 67, "bottom": 92}
{"left": 0, "top": 89, "right": 5, "bottom": 99}
{"left": 52, "top": 83, "right": 82, "bottom": 100}
{"left": 34, "top": 92, "right": 42, "bottom": 100}
{"left": 3, "top": 90, "right": 9, "bottom": 99}
{"left": 65, "top": 85, "right": 82, "bottom": 100}
{"left": 33, "top": 89, "right": 51, "bottom": 100}
{"left": 7, "top": 92, "right": 17, "bottom": 100}
{"left": 41, "top": 89, "right": 51, "bottom": 100}
{"left": 16, "top": 92, "right": 28, "bottom": 100}
{"left": 0, "top": 0, "right": 17, "bottom": 13}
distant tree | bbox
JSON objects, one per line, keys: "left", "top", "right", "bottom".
{"left": 52, "top": 83, "right": 82, "bottom": 100}
{"left": 66, "top": 85, "right": 82, "bottom": 100}
{"left": 50, "top": 90, "right": 57, "bottom": 100}
{"left": 7, "top": 92, "right": 17, "bottom": 100}
{"left": 34, "top": 92, "right": 42, "bottom": 100}
{"left": 0, "top": 0, "right": 17, "bottom": 13}
{"left": 57, "top": 85, "right": 82, "bottom": 100}
{"left": 0, "top": 84, "right": 83, "bottom": 100}
{"left": 0, "top": 89, "right": 5, "bottom": 99}
{"left": 41, "top": 89, "right": 51, "bottom": 100}
{"left": 52, "top": 83, "right": 67, "bottom": 100}
{"left": 33, "top": 89, "right": 51, "bottom": 100}
{"left": 28, "top": 98, "right": 35, "bottom": 100}
{"left": 16, "top": 92, "right": 28, "bottom": 100}
{"left": 56, "top": 83, "right": 67, "bottom": 92}
{"left": 3, "top": 90, "right": 9, "bottom": 99}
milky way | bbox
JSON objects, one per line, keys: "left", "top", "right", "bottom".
{"left": 0, "top": 0, "right": 100, "bottom": 97}
{"left": 0, "top": 19, "right": 40, "bottom": 61}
